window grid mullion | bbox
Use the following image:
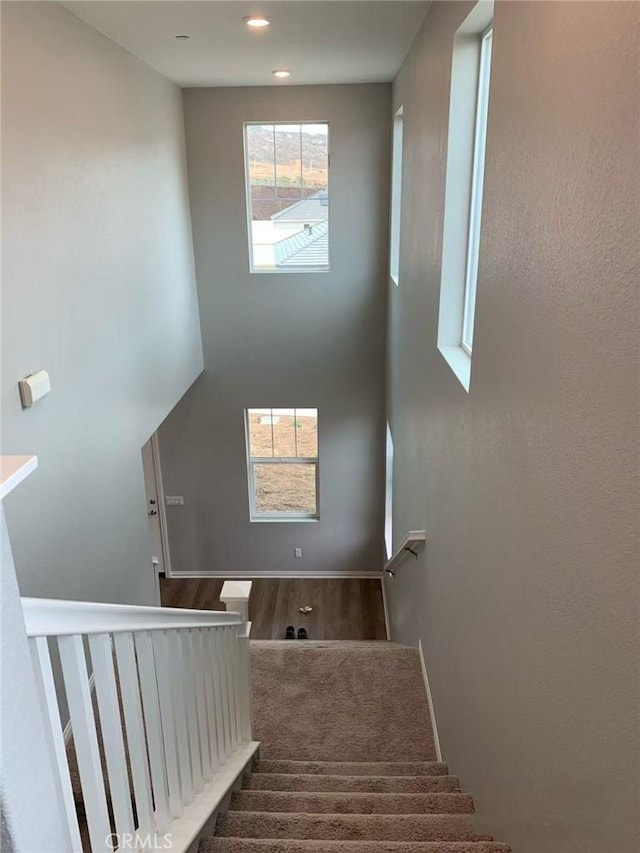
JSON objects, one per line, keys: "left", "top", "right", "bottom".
{"left": 270, "top": 408, "right": 275, "bottom": 457}
{"left": 272, "top": 125, "right": 277, "bottom": 196}
{"left": 299, "top": 128, "right": 303, "bottom": 196}
{"left": 250, "top": 457, "right": 316, "bottom": 465}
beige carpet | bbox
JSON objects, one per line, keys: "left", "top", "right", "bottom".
{"left": 199, "top": 640, "right": 512, "bottom": 853}
{"left": 249, "top": 641, "right": 437, "bottom": 762}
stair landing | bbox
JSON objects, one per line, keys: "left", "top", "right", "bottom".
{"left": 250, "top": 641, "right": 437, "bottom": 762}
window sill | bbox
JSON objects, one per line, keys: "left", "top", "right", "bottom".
{"left": 250, "top": 516, "right": 320, "bottom": 523}
{"left": 250, "top": 267, "right": 330, "bottom": 275}
{"left": 438, "top": 344, "right": 471, "bottom": 392}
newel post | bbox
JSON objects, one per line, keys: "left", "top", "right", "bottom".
{"left": 220, "top": 581, "right": 252, "bottom": 625}
{"left": 220, "top": 581, "right": 253, "bottom": 741}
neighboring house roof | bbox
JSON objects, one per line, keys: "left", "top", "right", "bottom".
{"left": 275, "top": 220, "right": 329, "bottom": 268}
{"left": 271, "top": 190, "right": 329, "bottom": 223}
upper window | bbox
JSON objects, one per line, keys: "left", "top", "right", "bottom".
{"left": 437, "top": 1, "right": 494, "bottom": 392}
{"left": 461, "top": 26, "right": 492, "bottom": 354}
{"left": 384, "top": 422, "right": 394, "bottom": 559}
{"left": 244, "top": 123, "right": 330, "bottom": 273}
{"left": 389, "top": 106, "right": 404, "bottom": 285}
{"left": 245, "top": 408, "right": 319, "bottom": 521}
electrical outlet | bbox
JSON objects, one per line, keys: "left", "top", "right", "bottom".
{"left": 294, "top": 548, "right": 303, "bottom": 558}
{"left": 165, "top": 495, "right": 184, "bottom": 506}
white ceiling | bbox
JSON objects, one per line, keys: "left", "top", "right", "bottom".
{"left": 62, "top": 1, "right": 428, "bottom": 87}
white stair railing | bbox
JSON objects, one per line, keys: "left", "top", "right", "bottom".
{"left": 22, "top": 597, "right": 256, "bottom": 853}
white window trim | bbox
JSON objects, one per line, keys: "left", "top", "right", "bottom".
{"left": 437, "top": 0, "right": 494, "bottom": 392}
{"left": 389, "top": 106, "right": 404, "bottom": 286}
{"left": 461, "top": 25, "right": 493, "bottom": 354}
{"left": 244, "top": 411, "right": 320, "bottom": 522}
{"left": 243, "top": 121, "right": 330, "bottom": 275}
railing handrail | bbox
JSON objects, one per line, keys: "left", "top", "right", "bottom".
{"left": 22, "top": 596, "right": 242, "bottom": 637}
{"left": 384, "top": 530, "right": 427, "bottom": 576}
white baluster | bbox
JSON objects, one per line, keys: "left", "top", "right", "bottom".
{"left": 206, "top": 628, "right": 227, "bottom": 764}
{"left": 29, "top": 637, "right": 83, "bottom": 852}
{"left": 199, "top": 629, "right": 219, "bottom": 772}
{"left": 134, "top": 632, "right": 171, "bottom": 832}
{"left": 166, "top": 630, "right": 193, "bottom": 806}
{"left": 151, "top": 630, "right": 182, "bottom": 818}
{"left": 58, "top": 634, "right": 112, "bottom": 852}
{"left": 238, "top": 632, "right": 253, "bottom": 742}
{"left": 179, "top": 630, "right": 202, "bottom": 792}
{"left": 212, "top": 629, "right": 232, "bottom": 757}
{"left": 88, "top": 634, "right": 135, "bottom": 842}
{"left": 225, "top": 627, "right": 239, "bottom": 749}
{"left": 113, "top": 632, "right": 155, "bottom": 841}
{"left": 189, "top": 630, "right": 211, "bottom": 783}
{"left": 230, "top": 628, "right": 243, "bottom": 747}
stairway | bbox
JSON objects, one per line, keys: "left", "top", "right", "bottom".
{"left": 200, "top": 641, "right": 511, "bottom": 853}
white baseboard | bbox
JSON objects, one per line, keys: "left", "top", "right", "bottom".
{"left": 417, "top": 639, "right": 442, "bottom": 763}
{"left": 381, "top": 576, "right": 391, "bottom": 640}
{"left": 167, "top": 571, "right": 384, "bottom": 580}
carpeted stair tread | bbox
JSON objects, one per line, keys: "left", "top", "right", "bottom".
{"left": 216, "top": 813, "right": 492, "bottom": 842}
{"left": 201, "top": 841, "right": 511, "bottom": 853}
{"left": 231, "top": 791, "right": 474, "bottom": 815}
{"left": 200, "top": 642, "right": 511, "bottom": 852}
{"left": 256, "top": 761, "right": 449, "bottom": 777}
{"left": 251, "top": 642, "right": 436, "bottom": 761}
{"left": 246, "top": 774, "right": 462, "bottom": 793}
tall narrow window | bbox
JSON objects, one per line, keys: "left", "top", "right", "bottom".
{"left": 461, "top": 26, "right": 492, "bottom": 354}
{"left": 244, "top": 123, "right": 329, "bottom": 273}
{"left": 384, "top": 423, "right": 394, "bottom": 559}
{"left": 245, "top": 408, "right": 319, "bottom": 520}
{"left": 437, "top": 0, "right": 494, "bottom": 392}
{"left": 389, "top": 107, "right": 404, "bottom": 285}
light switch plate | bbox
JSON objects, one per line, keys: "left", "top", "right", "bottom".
{"left": 294, "top": 548, "right": 302, "bottom": 558}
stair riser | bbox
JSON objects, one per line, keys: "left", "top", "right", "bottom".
{"left": 256, "top": 762, "right": 449, "bottom": 777}
{"left": 216, "top": 814, "right": 492, "bottom": 842}
{"left": 246, "top": 774, "right": 462, "bottom": 793}
{"left": 231, "top": 792, "right": 474, "bottom": 815}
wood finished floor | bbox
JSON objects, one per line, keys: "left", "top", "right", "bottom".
{"left": 159, "top": 578, "right": 387, "bottom": 641}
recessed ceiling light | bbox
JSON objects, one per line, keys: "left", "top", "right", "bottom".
{"left": 272, "top": 70, "right": 291, "bottom": 79}
{"left": 244, "top": 16, "right": 270, "bottom": 28}
{"left": 175, "top": 34, "right": 190, "bottom": 40}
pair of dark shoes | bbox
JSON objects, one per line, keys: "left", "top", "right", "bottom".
{"left": 285, "top": 625, "right": 308, "bottom": 640}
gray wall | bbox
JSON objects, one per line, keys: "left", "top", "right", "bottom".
{"left": 385, "top": 2, "right": 639, "bottom": 852}
{"left": 159, "top": 85, "right": 389, "bottom": 576}
{"left": 1, "top": 2, "right": 203, "bottom": 604}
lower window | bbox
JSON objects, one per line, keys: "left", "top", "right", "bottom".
{"left": 245, "top": 408, "right": 319, "bottom": 520}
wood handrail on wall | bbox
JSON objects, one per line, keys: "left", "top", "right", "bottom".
{"left": 384, "top": 530, "right": 427, "bottom": 577}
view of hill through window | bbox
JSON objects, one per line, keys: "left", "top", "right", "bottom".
{"left": 245, "top": 123, "right": 329, "bottom": 271}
